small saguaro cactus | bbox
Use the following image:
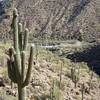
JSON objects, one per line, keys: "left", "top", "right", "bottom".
{"left": 7, "top": 8, "right": 34, "bottom": 100}
{"left": 50, "top": 80, "right": 55, "bottom": 100}
{"left": 89, "top": 67, "right": 94, "bottom": 92}
{"left": 59, "top": 60, "right": 63, "bottom": 89}
{"left": 71, "top": 63, "right": 80, "bottom": 88}
{"left": 81, "top": 83, "right": 85, "bottom": 100}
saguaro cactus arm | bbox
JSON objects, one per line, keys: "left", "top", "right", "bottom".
{"left": 18, "top": 23, "right": 23, "bottom": 51}
{"left": 23, "top": 29, "right": 29, "bottom": 51}
{"left": 21, "top": 51, "right": 26, "bottom": 83}
{"left": 13, "top": 8, "right": 19, "bottom": 52}
{"left": 23, "top": 46, "right": 34, "bottom": 87}
{"left": 7, "top": 48, "right": 17, "bottom": 83}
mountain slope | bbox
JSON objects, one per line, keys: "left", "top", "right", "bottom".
{"left": 0, "top": 0, "right": 100, "bottom": 41}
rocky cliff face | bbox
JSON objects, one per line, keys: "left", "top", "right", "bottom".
{"left": 0, "top": 0, "right": 11, "bottom": 15}
{"left": 0, "top": 0, "right": 12, "bottom": 40}
{"left": 0, "top": 0, "right": 100, "bottom": 41}
{"left": 0, "top": 0, "right": 6, "bottom": 16}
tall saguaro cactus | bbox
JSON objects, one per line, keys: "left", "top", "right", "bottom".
{"left": 7, "top": 8, "right": 34, "bottom": 100}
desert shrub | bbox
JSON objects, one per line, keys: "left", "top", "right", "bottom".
{"left": 0, "top": 90, "right": 17, "bottom": 100}
{"left": 51, "top": 86, "right": 64, "bottom": 100}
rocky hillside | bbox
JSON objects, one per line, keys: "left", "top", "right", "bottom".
{"left": 0, "top": 42, "right": 100, "bottom": 100}
{"left": 0, "top": 0, "right": 100, "bottom": 41}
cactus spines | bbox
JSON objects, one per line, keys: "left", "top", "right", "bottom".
{"left": 7, "top": 8, "right": 34, "bottom": 100}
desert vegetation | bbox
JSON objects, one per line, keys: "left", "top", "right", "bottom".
{"left": 0, "top": 0, "right": 100, "bottom": 100}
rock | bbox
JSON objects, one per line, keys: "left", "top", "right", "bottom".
{"left": 71, "top": 89, "right": 74, "bottom": 92}
{"left": 6, "top": 89, "right": 16, "bottom": 97}
{"left": 0, "top": 0, "right": 5, "bottom": 16}
{"left": 75, "top": 91, "right": 80, "bottom": 95}
{"left": 84, "top": 84, "right": 90, "bottom": 94}
{"left": 99, "top": 85, "right": 100, "bottom": 89}
{"left": 0, "top": 77, "right": 5, "bottom": 87}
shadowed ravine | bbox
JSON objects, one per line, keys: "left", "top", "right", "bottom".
{"left": 66, "top": 43, "right": 100, "bottom": 76}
